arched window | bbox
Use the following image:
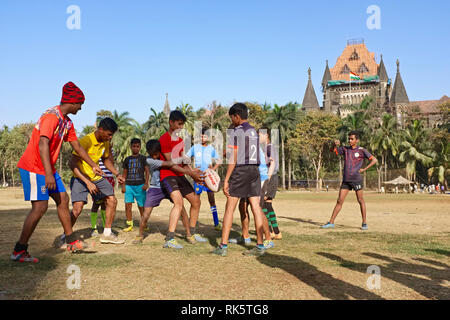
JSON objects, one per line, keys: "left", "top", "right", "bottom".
{"left": 350, "top": 50, "right": 359, "bottom": 61}
{"left": 359, "top": 63, "right": 369, "bottom": 73}
{"left": 340, "top": 64, "right": 350, "bottom": 74}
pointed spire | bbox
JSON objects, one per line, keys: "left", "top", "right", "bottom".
{"left": 302, "top": 67, "right": 320, "bottom": 110}
{"left": 163, "top": 93, "right": 171, "bottom": 117}
{"left": 390, "top": 59, "right": 409, "bottom": 104}
{"left": 378, "top": 54, "right": 388, "bottom": 81}
{"left": 322, "top": 60, "right": 331, "bottom": 88}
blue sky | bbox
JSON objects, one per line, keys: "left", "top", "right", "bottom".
{"left": 1, "top": 0, "right": 449, "bottom": 129}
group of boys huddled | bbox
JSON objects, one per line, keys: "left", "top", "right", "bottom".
{"left": 11, "top": 82, "right": 284, "bottom": 262}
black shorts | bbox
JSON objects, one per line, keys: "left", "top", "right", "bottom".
{"left": 265, "top": 174, "right": 278, "bottom": 200}
{"left": 229, "top": 165, "right": 261, "bottom": 198}
{"left": 161, "top": 176, "right": 195, "bottom": 198}
{"left": 341, "top": 181, "right": 363, "bottom": 191}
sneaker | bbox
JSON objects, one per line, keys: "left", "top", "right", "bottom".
{"left": 321, "top": 222, "right": 335, "bottom": 229}
{"left": 132, "top": 236, "right": 143, "bottom": 244}
{"left": 187, "top": 234, "right": 208, "bottom": 244}
{"left": 270, "top": 232, "right": 276, "bottom": 239}
{"left": 273, "top": 232, "right": 283, "bottom": 240}
{"left": 54, "top": 234, "right": 67, "bottom": 249}
{"left": 243, "top": 246, "right": 266, "bottom": 256}
{"left": 100, "top": 233, "right": 125, "bottom": 244}
{"left": 214, "top": 223, "right": 222, "bottom": 231}
{"left": 10, "top": 250, "right": 39, "bottom": 263}
{"left": 122, "top": 225, "right": 133, "bottom": 233}
{"left": 66, "top": 240, "right": 89, "bottom": 252}
{"left": 229, "top": 236, "right": 252, "bottom": 246}
{"left": 211, "top": 245, "right": 228, "bottom": 256}
{"left": 91, "top": 229, "right": 100, "bottom": 238}
{"left": 163, "top": 239, "right": 183, "bottom": 249}
{"left": 361, "top": 223, "right": 368, "bottom": 230}
{"left": 263, "top": 240, "right": 275, "bottom": 249}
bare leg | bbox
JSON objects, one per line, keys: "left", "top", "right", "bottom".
{"left": 138, "top": 207, "right": 153, "bottom": 237}
{"left": 167, "top": 191, "right": 184, "bottom": 233}
{"left": 220, "top": 196, "right": 240, "bottom": 245}
{"left": 70, "top": 201, "right": 85, "bottom": 227}
{"left": 184, "top": 192, "right": 201, "bottom": 229}
{"left": 17, "top": 200, "right": 49, "bottom": 245}
{"left": 50, "top": 192, "right": 73, "bottom": 236}
{"left": 328, "top": 188, "right": 350, "bottom": 224}
{"left": 180, "top": 206, "right": 191, "bottom": 237}
{"left": 239, "top": 198, "right": 250, "bottom": 238}
{"left": 125, "top": 202, "right": 133, "bottom": 222}
{"left": 355, "top": 190, "right": 367, "bottom": 224}
{"left": 247, "top": 196, "right": 265, "bottom": 245}
{"left": 104, "top": 195, "right": 118, "bottom": 229}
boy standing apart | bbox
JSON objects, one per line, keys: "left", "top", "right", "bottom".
{"left": 159, "top": 111, "right": 206, "bottom": 249}
{"left": 212, "top": 103, "right": 267, "bottom": 257}
{"left": 321, "top": 131, "right": 377, "bottom": 230}
{"left": 121, "top": 138, "right": 149, "bottom": 232}
{"left": 12, "top": 82, "right": 103, "bottom": 263}
{"left": 185, "top": 128, "right": 222, "bottom": 230}
{"left": 69, "top": 118, "right": 126, "bottom": 244}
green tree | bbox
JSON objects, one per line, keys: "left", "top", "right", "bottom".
{"left": 399, "top": 120, "right": 435, "bottom": 182}
{"left": 291, "top": 111, "right": 340, "bottom": 191}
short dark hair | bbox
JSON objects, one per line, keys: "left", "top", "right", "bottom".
{"left": 169, "top": 110, "right": 186, "bottom": 122}
{"left": 229, "top": 103, "right": 248, "bottom": 120}
{"left": 348, "top": 131, "right": 360, "bottom": 139}
{"left": 98, "top": 117, "right": 118, "bottom": 133}
{"left": 130, "top": 138, "right": 141, "bottom": 146}
{"left": 146, "top": 139, "right": 161, "bottom": 156}
{"left": 201, "top": 127, "right": 209, "bottom": 135}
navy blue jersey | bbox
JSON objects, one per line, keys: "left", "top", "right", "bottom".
{"left": 227, "top": 122, "right": 260, "bottom": 166}
{"left": 336, "top": 146, "right": 373, "bottom": 182}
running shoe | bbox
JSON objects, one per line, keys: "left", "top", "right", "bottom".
{"left": 211, "top": 245, "right": 228, "bottom": 256}
{"left": 273, "top": 232, "right": 283, "bottom": 240}
{"left": 100, "top": 233, "right": 125, "bottom": 244}
{"left": 229, "top": 236, "right": 252, "bottom": 246}
{"left": 214, "top": 223, "right": 222, "bottom": 231}
{"left": 66, "top": 240, "right": 89, "bottom": 252}
{"left": 10, "top": 250, "right": 39, "bottom": 263}
{"left": 243, "top": 246, "right": 266, "bottom": 256}
{"left": 321, "top": 222, "right": 335, "bottom": 229}
{"left": 132, "top": 236, "right": 143, "bottom": 244}
{"left": 91, "top": 229, "right": 100, "bottom": 238}
{"left": 188, "top": 234, "right": 208, "bottom": 244}
{"left": 122, "top": 225, "right": 133, "bottom": 233}
{"left": 263, "top": 240, "right": 275, "bottom": 249}
{"left": 361, "top": 223, "right": 368, "bottom": 231}
{"left": 163, "top": 239, "right": 183, "bottom": 249}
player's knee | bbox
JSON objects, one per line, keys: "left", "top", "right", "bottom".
{"left": 357, "top": 197, "right": 365, "bottom": 205}
{"left": 106, "top": 196, "right": 117, "bottom": 208}
{"left": 337, "top": 198, "right": 345, "bottom": 205}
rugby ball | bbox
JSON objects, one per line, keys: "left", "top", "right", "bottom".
{"left": 204, "top": 168, "right": 221, "bottom": 192}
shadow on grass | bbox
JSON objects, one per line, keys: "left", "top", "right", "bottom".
{"left": 257, "top": 253, "right": 383, "bottom": 300}
{"left": 317, "top": 252, "right": 450, "bottom": 299}
{"left": 278, "top": 216, "right": 323, "bottom": 227}
{"left": 424, "top": 249, "right": 450, "bottom": 257}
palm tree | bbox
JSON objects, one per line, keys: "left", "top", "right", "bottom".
{"left": 428, "top": 135, "right": 449, "bottom": 187}
{"left": 264, "top": 103, "right": 298, "bottom": 190}
{"left": 112, "top": 110, "right": 133, "bottom": 130}
{"left": 144, "top": 108, "right": 168, "bottom": 138}
{"left": 176, "top": 103, "right": 195, "bottom": 135}
{"left": 370, "top": 113, "right": 400, "bottom": 188}
{"left": 399, "top": 120, "right": 435, "bottom": 182}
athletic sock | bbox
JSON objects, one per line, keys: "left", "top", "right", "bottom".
{"left": 90, "top": 212, "right": 98, "bottom": 230}
{"left": 126, "top": 220, "right": 133, "bottom": 227}
{"left": 165, "top": 232, "right": 175, "bottom": 241}
{"left": 103, "top": 228, "right": 112, "bottom": 236}
{"left": 65, "top": 233, "right": 77, "bottom": 244}
{"left": 262, "top": 206, "right": 273, "bottom": 233}
{"left": 266, "top": 202, "right": 280, "bottom": 234}
{"left": 220, "top": 243, "right": 228, "bottom": 248}
{"left": 100, "top": 210, "right": 106, "bottom": 228}
{"left": 190, "top": 227, "right": 197, "bottom": 235}
{"left": 14, "top": 242, "right": 28, "bottom": 253}
{"left": 210, "top": 206, "right": 219, "bottom": 226}
{"left": 257, "top": 244, "right": 264, "bottom": 249}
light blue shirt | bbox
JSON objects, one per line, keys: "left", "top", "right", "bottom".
{"left": 259, "top": 148, "right": 268, "bottom": 182}
{"left": 186, "top": 144, "right": 218, "bottom": 172}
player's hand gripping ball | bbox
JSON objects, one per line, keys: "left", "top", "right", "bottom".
{"left": 204, "top": 168, "right": 220, "bottom": 192}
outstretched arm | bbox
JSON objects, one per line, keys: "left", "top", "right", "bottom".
{"left": 70, "top": 140, "right": 103, "bottom": 176}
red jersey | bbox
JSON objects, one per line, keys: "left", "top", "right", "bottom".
{"left": 159, "top": 131, "right": 184, "bottom": 181}
{"left": 17, "top": 106, "right": 77, "bottom": 175}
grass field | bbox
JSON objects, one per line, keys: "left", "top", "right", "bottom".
{"left": 0, "top": 187, "right": 449, "bottom": 300}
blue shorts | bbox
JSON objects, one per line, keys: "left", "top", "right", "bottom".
{"left": 194, "top": 182, "right": 212, "bottom": 195}
{"left": 125, "top": 184, "right": 146, "bottom": 207}
{"left": 19, "top": 168, "right": 66, "bottom": 201}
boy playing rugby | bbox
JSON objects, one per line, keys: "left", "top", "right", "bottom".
{"left": 132, "top": 140, "right": 192, "bottom": 244}
{"left": 69, "top": 117, "right": 126, "bottom": 244}
{"left": 212, "top": 103, "right": 267, "bottom": 257}
{"left": 121, "top": 138, "right": 149, "bottom": 233}
{"left": 321, "top": 131, "right": 377, "bottom": 230}
{"left": 159, "top": 110, "right": 206, "bottom": 249}
{"left": 12, "top": 82, "right": 103, "bottom": 263}
{"left": 185, "top": 128, "right": 222, "bottom": 230}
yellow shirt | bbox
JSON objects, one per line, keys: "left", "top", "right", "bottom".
{"left": 73, "top": 132, "right": 110, "bottom": 182}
